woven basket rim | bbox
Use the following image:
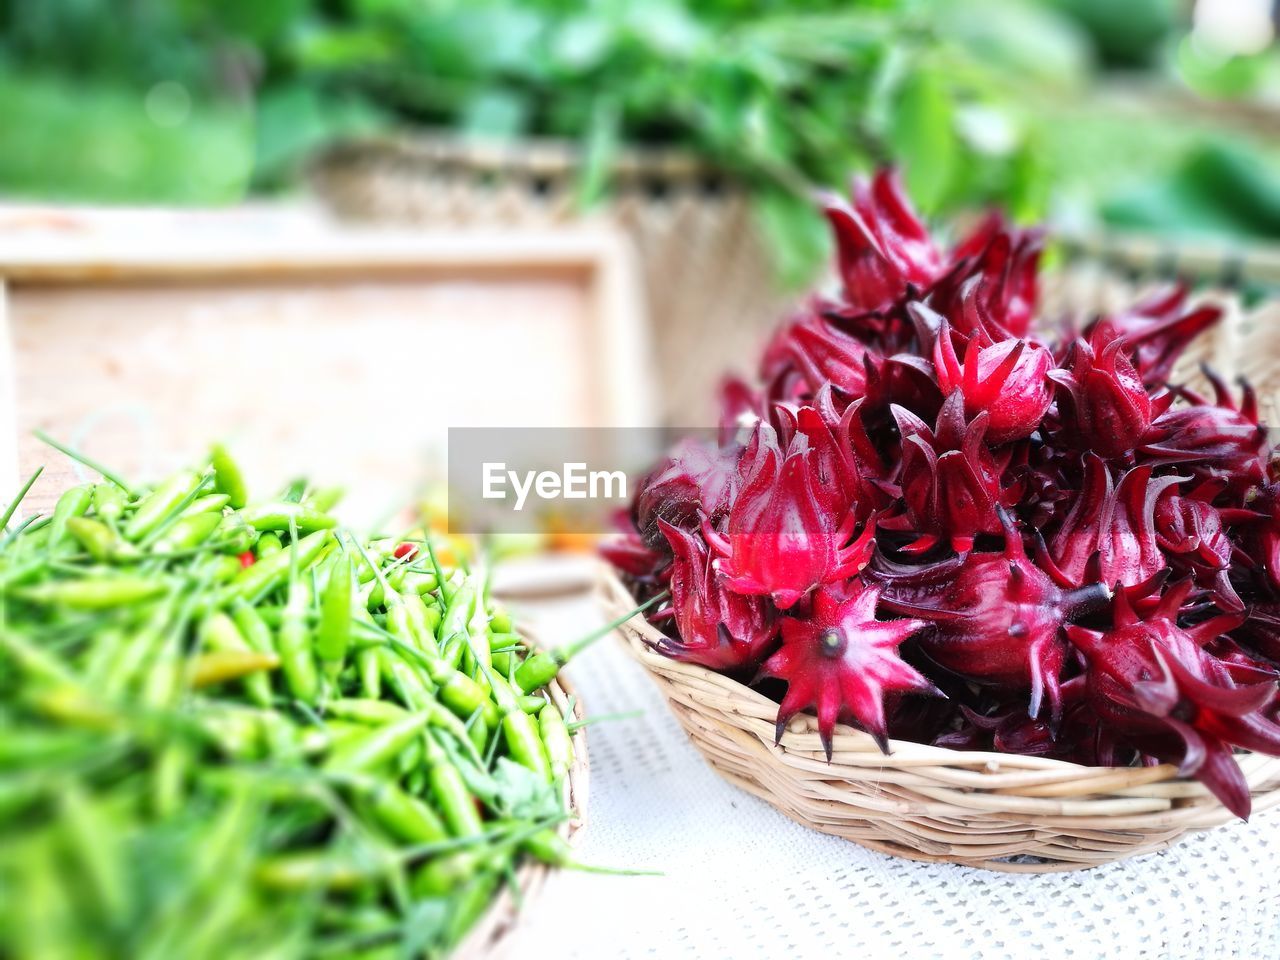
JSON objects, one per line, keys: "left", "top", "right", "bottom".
{"left": 454, "top": 640, "right": 588, "bottom": 960}
{"left": 599, "top": 563, "right": 1280, "bottom": 800}
{"left": 312, "top": 130, "right": 731, "bottom": 183}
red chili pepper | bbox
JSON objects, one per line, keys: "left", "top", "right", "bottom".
{"left": 394, "top": 543, "right": 417, "bottom": 561}
{"left": 238, "top": 550, "right": 256, "bottom": 569}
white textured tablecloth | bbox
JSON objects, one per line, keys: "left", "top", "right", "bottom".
{"left": 507, "top": 590, "right": 1280, "bottom": 960}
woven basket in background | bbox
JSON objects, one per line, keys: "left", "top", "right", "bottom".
{"left": 308, "top": 134, "right": 790, "bottom": 426}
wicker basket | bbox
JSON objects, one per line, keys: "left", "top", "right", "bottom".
{"left": 601, "top": 569, "right": 1280, "bottom": 872}
{"left": 455, "top": 670, "right": 588, "bottom": 958}
{"left": 308, "top": 133, "right": 790, "bottom": 426}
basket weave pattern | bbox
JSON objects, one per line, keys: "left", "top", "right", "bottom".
{"left": 603, "top": 567, "right": 1280, "bottom": 873}
{"left": 456, "top": 670, "right": 588, "bottom": 958}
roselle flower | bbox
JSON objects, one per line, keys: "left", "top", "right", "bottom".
{"left": 882, "top": 392, "right": 1009, "bottom": 554}
{"left": 1045, "top": 457, "right": 1181, "bottom": 590}
{"left": 634, "top": 437, "right": 740, "bottom": 552}
{"left": 600, "top": 528, "right": 665, "bottom": 580}
{"left": 650, "top": 520, "right": 777, "bottom": 671}
{"left": 1085, "top": 286, "right": 1221, "bottom": 388}
{"left": 760, "top": 580, "right": 938, "bottom": 757}
{"left": 718, "top": 376, "right": 761, "bottom": 445}
{"left": 704, "top": 425, "right": 874, "bottom": 609}
{"left": 933, "top": 323, "right": 1053, "bottom": 444}
{"left": 882, "top": 511, "right": 1110, "bottom": 720}
{"left": 1139, "top": 370, "right": 1268, "bottom": 494}
{"left": 1066, "top": 582, "right": 1278, "bottom": 818}
{"left": 1246, "top": 482, "right": 1280, "bottom": 594}
{"left": 761, "top": 303, "right": 872, "bottom": 404}
{"left": 1050, "top": 338, "right": 1153, "bottom": 459}
{"left": 822, "top": 169, "right": 942, "bottom": 313}
{"left": 1154, "top": 486, "right": 1243, "bottom": 612}
{"left": 774, "top": 391, "right": 868, "bottom": 520}
{"left": 929, "top": 216, "right": 1044, "bottom": 341}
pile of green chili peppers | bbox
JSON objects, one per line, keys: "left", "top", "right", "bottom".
{"left": 0, "top": 439, "right": 650, "bottom": 960}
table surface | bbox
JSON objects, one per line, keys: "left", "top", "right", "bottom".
{"left": 507, "top": 586, "right": 1280, "bottom": 960}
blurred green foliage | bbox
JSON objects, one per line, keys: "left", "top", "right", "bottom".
{"left": 0, "top": 0, "right": 1277, "bottom": 275}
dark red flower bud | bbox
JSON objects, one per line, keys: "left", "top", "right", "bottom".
{"left": 635, "top": 438, "right": 739, "bottom": 551}
{"left": 882, "top": 511, "right": 1110, "bottom": 720}
{"left": 761, "top": 303, "right": 873, "bottom": 404}
{"left": 1085, "top": 285, "right": 1221, "bottom": 387}
{"left": 705, "top": 425, "right": 874, "bottom": 609}
{"left": 1046, "top": 457, "right": 1181, "bottom": 589}
{"left": 1066, "top": 582, "right": 1274, "bottom": 818}
{"left": 1049, "top": 337, "right": 1154, "bottom": 459}
{"left": 650, "top": 520, "right": 777, "bottom": 671}
{"left": 934, "top": 324, "right": 1053, "bottom": 444}
{"left": 761, "top": 580, "right": 938, "bottom": 757}
{"left": 821, "top": 169, "right": 942, "bottom": 313}
{"left": 1139, "top": 369, "right": 1268, "bottom": 494}
{"left": 882, "top": 391, "right": 1009, "bottom": 554}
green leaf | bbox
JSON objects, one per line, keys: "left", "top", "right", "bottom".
{"left": 887, "top": 64, "right": 956, "bottom": 214}
{"left": 576, "top": 96, "right": 619, "bottom": 209}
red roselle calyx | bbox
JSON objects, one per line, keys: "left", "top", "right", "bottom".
{"left": 1066, "top": 583, "right": 1279, "bottom": 818}
{"left": 884, "top": 392, "right": 1009, "bottom": 554}
{"left": 882, "top": 511, "right": 1110, "bottom": 721}
{"left": 761, "top": 580, "right": 938, "bottom": 757}
{"left": 605, "top": 168, "right": 1280, "bottom": 815}
{"left": 1049, "top": 338, "right": 1153, "bottom": 459}
{"left": 703, "top": 424, "right": 874, "bottom": 609}
{"left": 651, "top": 520, "right": 776, "bottom": 670}
{"left": 1084, "top": 286, "right": 1221, "bottom": 388}
{"left": 822, "top": 169, "right": 942, "bottom": 313}
{"left": 933, "top": 324, "right": 1053, "bottom": 444}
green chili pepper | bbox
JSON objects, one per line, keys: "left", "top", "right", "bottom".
{"left": 317, "top": 553, "right": 353, "bottom": 676}
{"left": 304, "top": 485, "right": 345, "bottom": 513}
{"left": 324, "top": 713, "right": 428, "bottom": 774}
{"left": 16, "top": 575, "right": 168, "bottom": 609}
{"left": 357, "top": 646, "right": 382, "bottom": 699}
{"left": 540, "top": 700, "right": 574, "bottom": 782}
{"left": 224, "top": 529, "right": 332, "bottom": 603}
{"left": 278, "top": 583, "right": 318, "bottom": 703}
{"left": 188, "top": 650, "right": 280, "bottom": 689}
{"left": 412, "top": 849, "right": 485, "bottom": 898}
{"left": 48, "top": 484, "right": 92, "bottom": 547}
{"left": 484, "top": 669, "right": 551, "bottom": 781}
{"left": 124, "top": 470, "right": 202, "bottom": 541}
{"left": 255, "top": 851, "right": 380, "bottom": 893}
{"left": 60, "top": 783, "right": 128, "bottom": 919}
{"left": 200, "top": 611, "right": 274, "bottom": 706}
{"left": 184, "top": 493, "right": 230, "bottom": 515}
{"left": 241, "top": 502, "right": 337, "bottom": 534}
{"left": 325, "top": 698, "right": 407, "bottom": 725}
{"left": 91, "top": 481, "right": 127, "bottom": 526}
{"left": 152, "top": 511, "right": 222, "bottom": 553}
{"left": 255, "top": 531, "right": 283, "bottom": 558}
{"left": 213, "top": 512, "right": 255, "bottom": 555}
{"left": 422, "top": 731, "right": 484, "bottom": 837}
{"left": 65, "top": 517, "right": 139, "bottom": 564}
{"left": 358, "top": 781, "right": 448, "bottom": 845}
{"left": 514, "top": 590, "right": 668, "bottom": 693}
{"left": 445, "top": 871, "right": 503, "bottom": 949}
{"left": 401, "top": 591, "right": 441, "bottom": 655}
{"left": 210, "top": 443, "right": 248, "bottom": 509}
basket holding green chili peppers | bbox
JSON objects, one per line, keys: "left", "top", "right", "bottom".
{"left": 0, "top": 436, "right": 659, "bottom": 960}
